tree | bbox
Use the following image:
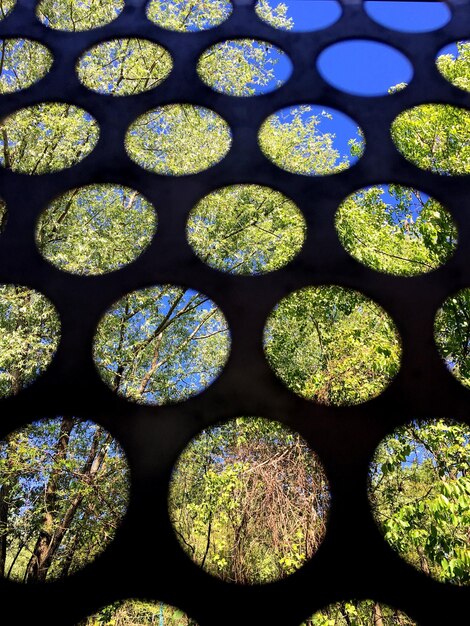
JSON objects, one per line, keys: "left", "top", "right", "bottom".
{"left": 77, "top": 38, "right": 173, "bottom": 96}
{"left": 36, "top": 184, "right": 157, "bottom": 275}
{"left": 369, "top": 419, "right": 470, "bottom": 586}
{"left": 80, "top": 599, "right": 198, "bottom": 626}
{"left": 304, "top": 600, "right": 416, "bottom": 626}
{"left": 169, "top": 417, "right": 330, "bottom": 584}
{"left": 392, "top": 103, "right": 470, "bottom": 176}
{"left": 264, "top": 286, "right": 401, "bottom": 406}
{"left": 0, "top": 417, "right": 129, "bottom": 582}
{"left": 0, "top": 285, "right": 59, "bottom": 399}
{"left": 93, "top": 285, "right": 230, "bottom": 405}
{"left": 36, "top": 0, "right": 124, "bottom": 31}
{"left": 437, "top": 41, "right": 470, "bottom": 93}
{"left": 435, "top": 288, "right": 470, "bottom": 389}
{"left": 335, "top": 184, "right": 457, "bottom": 276}
{"left": 0, "top": 39, "right": 52, "bottom": 94}
{"left": 187, "top": 184, "right": 305, "bottom": 275}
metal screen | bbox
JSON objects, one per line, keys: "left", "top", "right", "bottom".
{"left": 0, "top": 0, "right": 469, "bottom": 624}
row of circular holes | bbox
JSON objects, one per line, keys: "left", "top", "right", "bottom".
{"left": 2, "top": 281, "right": 470, "bottom": 405}
{"left": 1, "top": 413, "right": 466, "bottom": 594}
{"left": 0, "top": 0, "right": 456, "bottom": 35}
{"left": 2, "top": 100, "right": 470, "bottom": 176}
{"left": 1, "top": 37, "right": 468, "bottom": 98}
{"left": 0, "top": 182, "right": 456, "bottom": 278}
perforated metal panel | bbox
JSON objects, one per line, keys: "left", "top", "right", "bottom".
{"left": 0, "top": 0, "right": 469, "bottom": 624}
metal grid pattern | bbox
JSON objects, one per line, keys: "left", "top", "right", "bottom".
{"left": 0, "top": 0, "right": 469, "bottom": 623}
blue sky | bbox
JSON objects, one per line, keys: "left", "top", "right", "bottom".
{"left": 260, "top": 1, "right": 460, "bottom": 169}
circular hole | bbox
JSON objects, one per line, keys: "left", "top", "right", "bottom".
{"left": 79, "top": 600, "right": 198, "bottom": 625}
{"left": 77, "top": 39, "right": 173, "bottom": 96}
{"left": 369, "top": 418, "right": 470, "bottom": 585}
{"left": 258, "top": 105, "right": 364, "bottom": 176}
{"left": 435, "top": 288, "right": 470, "bottom": 389}
{"left": 36, "top": 184, "right": 157, "bottom": 276}
{"left": 264, "top": 286, "right": 401, "bottom": 406}
{"left": 304, "top": 600, "right": 416, "bottom": 625}
{"left": 317, "top": 40, "right": 413, "bottom": 97}
{"left": 146, "top": 0, "right": 232, "bottom": 32}
{"left": 0, "top": 0, "right": 15, "bottom": 20}
{"left": 36, "top": 0, "right": 124, "bottom": 31}
{"left": 391, "top": 104, "right": 470, "bottom": 176}
{"left": 0, "top": 416, "right": 129, "bottom": 582}
{"left": 0, "top": 39, "right": 53, "bottom": 94}
{"left": 335, "top": 184, "right": 457, "bottom": 277}
{"left": 169, "top": 416, "right": 330, "bottom": 584}
{"left": 197, "top": 39, "right": 292, "bottom": 97}
{"left": 255, "top": 0, "right": 341, "bottom": 33}
{"left": 93, "top": 285, "right": 230, "bottom": 405}
{"left": 126, "top": 104, "right": 231, "bottom": 176}
{"left": 187, "top": 184, "right": 305, "bottom": 275}
{"left": 0, "top": 285, "right": 60, "bottom": 399}
{"left": 365, "top": 1, "right": 451, "bottom": 33}
{"left": 437, "top": 41, "right": 470, "bottom": 94}
{"left": 0, "top": 103, "right": 99, "bottom": 175}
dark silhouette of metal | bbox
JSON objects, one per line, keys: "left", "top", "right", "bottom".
{"left": 0, "top": 1, "right": 468, "bottom": 624}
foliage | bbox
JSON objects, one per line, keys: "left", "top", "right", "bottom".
{"left": 264, "top": 286, "right": 401, "bottom": 406}
{"left": 255, "top": 0, "right": 294, "bottom": 31}
{"left": 0, "top": 285, "right": 60, "bottom": 399}
{"left": 436, "top": 41, "right": 470, "bottom": 93}
{"left": 36, "top": 0, "right": 124, "bottom": 31}
{"left": 0, "top": 0, "right": 14, "bottom": 20}
{"left": 198, "top": 39, "right": 289, "bottom": 96}
{"left": 169, "top": 417, "right": 330, "bottom": 583}
{"left": 370, "top": 419, "right": 470, "bottom": 585}
{"left": 187, "top": 184, "right": 305, "bottom": 275}
{"left": 0, "top": 103, "right": 99, "bottom": 175}
{"left": 259, "top": 105, "right": 363, "bottom": 175}
{"left": 126, "top": 105, "right": 231, "bottom": 175}
{"left": 93, "top": 286, "right": 230, "bottom": 405}
{"left": 391, "top": 104, "right": 470, "bottom": 175}
{"left": 336, "top": 184, "right": 457, "bottom": 276}
{"left": 0, "top": 39, "right": 52, "bottom": 94}
{"left": 36, "top": 184, "right": 157, "bottom": 275}
{"left": 303, "top": 600, "right": 416, "bottom": 626}
{"left": 80, "top": 599, "right": 198, "bottom": 626}
{"left": 77, "top": 39, "right": 173, "bottom": 96}
{"left": 434, "top": 288, "right": 470, "bottom": 389}
{"left": 0, "top": 417, "right": 129, "bottom": 582}
{"left": 146, "top": 0, "right": 232, "bottom": 32}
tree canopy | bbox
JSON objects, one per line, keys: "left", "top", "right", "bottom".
{"left": 93, "top": 286, "right": 230, "bottom": 405}
{"left": 36, "top": 184, "right": 157, "bottom": 275}
{"left": 187, "top": 184, "right": 306, "bottom": 275}
{"left": 335, "top": 184, "right": 457, "bottom": 276}
{"left": 264, "top": 286, "right": 401, "bottom": 406}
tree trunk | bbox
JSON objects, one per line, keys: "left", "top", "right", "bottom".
{"left": 25, "top": 417, "right": 74, "bottom": 581}
{"left": 0, "top": 482, "right": 9, "bottom": 577}
{"left": 25, "top": 422, "right": 111, "bottom": 582}
{"left": 373, "top": 603, "right": 385, "bottom": 626}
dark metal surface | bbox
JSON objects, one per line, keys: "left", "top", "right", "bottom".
{"left": 0, "top": 0, "right": 469, "bottom": 624}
